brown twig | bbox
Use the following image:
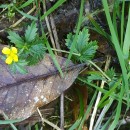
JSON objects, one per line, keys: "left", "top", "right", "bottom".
{"left": 37, "top": 108, "right": 61, "bottom": 130}
{"left": 0, "top": 6, "right": 36, "bottom": 33}
{"left": 49, "top": 14, "right": 61, "bottom": 55}
{"left": 43, "top": 1, "right": 64, "bottom": 129}
{"left": 43, "top": 0, "right": 57, "bottom": 55}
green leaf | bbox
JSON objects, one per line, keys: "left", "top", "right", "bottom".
{"left": 123, "top": 5, "right": 130, "bottom": 59}
{"left": 76, "top": 89, "right": 84, "bottom": 117}
{"left": 25, "top": 22, "right": 38, "bottom": 42}
{"left": 98, "top": 78, "right": 122, "bottom": 109}
{"left": 8, "top": 31, "right": 24, "bottom": 48}
{"left": 15, "top": 64, "right": 27, "bottom": 74}
{"left": 79, "top": 40, "right": 98, "bottom": 62}
{"left": 10, "top": 60, "right": 28, "bottom": 74}
{"left": 0, "top": 4, "right": 8, "bottom": 8}
{"left": 87, "top": 15, "right": 111, "bottom": 41}
{"left": 14, "top": 6, "right": 37, "bottom": 21}
{"left": 76, "top": 28, "right": 90, "bottom": 52}
{"left": 108, "top": 82, "right": 124, "bottom": 130}
{"left": 78, "top": 91, "right": 97, "bottom": 130}
{"left": 65, "top": 33, "right": 75, "bottom": 50}
{"left": 19, "top": 0, "right": 34, "bottom": 9}
{"left": 69, "top": 118, "right": 82, "bottom": 130}
{"left": 66, "top": 28, "right": 98, "bottom": 62}
{"left": 87, "top": 73, "right": 104, "bottom": 83}
{"left": 41, "top": 0, "right": 66, "bottom": 20}
{"left": 27, "top": 43, "right": 46, "bottom": 65}
{"left": 0, "top": 119, "right": 22, "bottom": 125}
{"left": 66, "top": 0, "right": 84, "bottom": 66}
{"left": 98, "top": 99, "right": 110, "bottom": 109}
{"left": 106, "top": 68, "right": 115, "bottom": 79}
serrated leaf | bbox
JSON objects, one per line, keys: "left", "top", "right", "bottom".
{"left": 79, "top": 40, "right": 98, "bottom": 62}
{"left": 27, "top": 44, "right": 46, "bottom": 65}
{"left": 10, "top": 60, "right": 28, "bottom": 74}
{"left": 65, "top": 28, "right": 98, "bottom": 62}
{"left": 8, "top": 31, "right": 24, "bottom": 48}
{"left": 106, "top": 68, "right": 115, "bottom": 79}
{"left": 25, "top": 22, "right": 38, "bottom": 42}
{"left": 76, "top": 28, "right": 90, "bottom": 52}
{"left": 87, "top": 73, "right": 104, "bottom": 83}
{"left": 105, "top": 68, "right": 118, "bottom": 88}
{"left": 15, "top": 64, "right": 27, "bottom": 74}
{"left": 65, "top": 33, "right": 74, "bottom": 49}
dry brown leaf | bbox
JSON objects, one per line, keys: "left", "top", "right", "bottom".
{"left": 0, "top": 53, "right": 81, "bottom": 120}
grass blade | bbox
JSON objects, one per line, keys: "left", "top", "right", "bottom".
{"left": 69, "top": 118, "right": 82, "bottom": 130}
{"left": 112, "top": 0, "right": 119, "bottom": 40}
{"left": 41, "top": 0, "right": 66, "bottom": 20}
{"left": 98, "top": 77, "right": 121, "bottom": 107}
{"left": 108, "top": 80, "right": 124, "bottom": 130}
{"left": 94, "top": 98, "right": 114, "bottom": 130}
{"left": 78, "top": 77, "right": 107, "bottom": 94}
{"left": 19, "top": 0, "right": 34, "bottom": 9}
{"left": 66, "top": 0, "right": 84, "bottom": 66}
{"left": 76, "top": 89, "right": 84, "bottom": 117}
{"left": 88, "top": 15, "right": 111, "bottom": 40}
{"left": 78, "top": 92, "right": 97, "bottom": 130}
{"left": 101, "top": 110, "right": 116, "bottom": 130}
{"left": 14, "top": 6, "right": 37, "bottom": 21}
{"left": 121, "top": 0, "right": 125, "bottom": 48}
{"left": 0, "top": 119, "right": 22, "bottom": 124}
{"left": 102, "top": 0, "right": 129, "bottom": 108}
{"left": 42, "top": 32, "right": 63, "bottom": 77}
{"left": 123, "top": 5, "right": 130, "bottom": 59}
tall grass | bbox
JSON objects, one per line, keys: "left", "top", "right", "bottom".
{"left": 81, "top": 0, "right": 130, "bottom": 130}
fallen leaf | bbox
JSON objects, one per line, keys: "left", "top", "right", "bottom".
{"left": 0, "top": 52, "right": 81, "bottom": 120}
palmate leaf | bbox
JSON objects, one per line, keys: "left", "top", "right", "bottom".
{"left": 7, "top": 31, "right": 24, "bottom": 48}
{"left": 25, "top": 22, "right": 38, "bottom": 42}
{"left": 106, "top": 68, "right": 115, "bottom": 79}
{"left": 65, "top": 28, "right": 98, "bottom": 62}
{"left": 79, "top": 41, "right": 98, "bottom": 62}
{"left": 65, "top": 33, "right": 75, "bottom": 49}
{"left": 27, "top": 43, "right": 46, "bottom": 65}
{"left": 87, "top": 73, "right": 105, "bottom": 83}
{"left": 76, "top": 28, "right": 90, "bottom": 52}
{"left": 10, "top": 60, "right": 28, "bottom": 74}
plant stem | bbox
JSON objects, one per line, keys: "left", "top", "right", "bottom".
{"left": 88, "top": 60, "right": 111, "bottom": 81}
{"left": 51, "top": 48, "right": 81, "bottom": 56}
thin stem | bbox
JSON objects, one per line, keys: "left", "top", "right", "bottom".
{"left": 37, "top": 108, "right": 61, "bottom": 130}
{"left": 88, "top": 60, "right": 111, "bottom": 81}
{"left": 51, "top": 48, "right": 81, "bottom": 56}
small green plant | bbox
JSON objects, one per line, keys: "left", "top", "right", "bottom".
{"left": 1, "top": 22, "right": 46, "bottom": 74}
{"left": 65, "top": 28, "right": 98, "bottom": 63}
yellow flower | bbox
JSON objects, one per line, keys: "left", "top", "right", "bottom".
{"left": 5, "top": 56, "right": 13, "bottom": 64}
{"left": 2, "top": 47, "right": 19, "bottom": 65}
{"left": 2, "top": 47, "right": 10, "bottom": 55}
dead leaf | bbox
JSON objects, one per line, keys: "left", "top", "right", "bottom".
{"left": 0, "top": 53, "right": 81, "bottom": 120}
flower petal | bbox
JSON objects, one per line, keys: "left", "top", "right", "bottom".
{"left": 2, "top": 47, "right": 11, "bottom": 55}
{"left": 11, "top": 47, "right": 18, "bottom": 54}
{"left": 13, "top": 55, "right": 18, "bottom": 62}
{"left": 5, "top": 56, "right": 13, "bottom": 64}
